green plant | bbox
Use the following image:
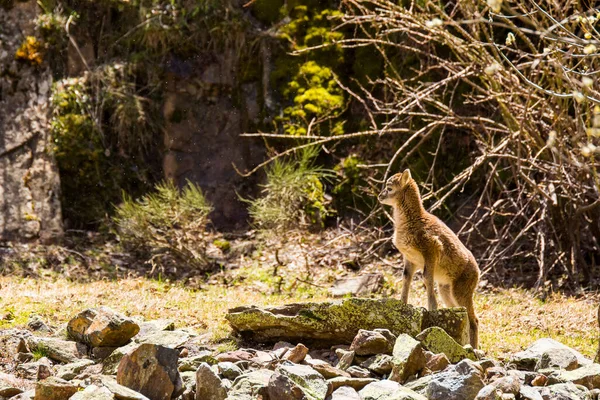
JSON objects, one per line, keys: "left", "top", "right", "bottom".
{"left": 248, "top": 147, "right": 333, "bottom": 230}
{"left": 32, "top": 343, "right": 50, "bottom": 361}
{"left": 115, "top": 180, "right": 213, "bottom": 271}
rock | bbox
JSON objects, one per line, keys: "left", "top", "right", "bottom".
{"left": 180, "top": 371, "right": 196, "bottom": 400}
{"left": 329, "top": 273, "right": 384, "bottom": 297}
{"left": 346, "top": 366, "right": 370, "bottom": 378}
{"left": 547, "top": 363, "right": 600, "bottom": 389}
{"left": 250, "top": 350, "right": 276, "bottom": 367}
{"left": 350, "top": 329, "right": 393, "bottom": 356}
{"left": 12, "top": 389, "right": 36, "bottom": 400}
{"left": 96, "top": 376, "right": 150, "bottom": 400}
{"left": 421, "top": 308, "right": 470, "bottom": 346}
{"left": 536, "top": 382, "right": 591, "bottom": 399}
{"left": 56, "top": 359, "right": 95, "bottom": 380}
{"left": 284, "top": 343, "right": 309, "bottom": 363}
{"left": 330, "top": 386, "right": 361, "bottom": 400}
{"left": 535, "top": 347, "right": 579, "bottom": 371}
{"left": 405, "top": 375, "right": 436, "bottom": 395}
{"left": 34, "top": 377, "right": 78, "bottom": 400}
{"left": 26, "top": 337, "right": 87, "bottom": 364}
{"left": 389, "top": 334, "right": 426, "bottom": 383}
{"left": 135, "top": 320, "right": 175, "bottom": 338}
{"left": 16, "top": 358, "right": 53, "bottom": 381}
{"left": 179, "top": 352, "right": 218, "bottom": 371}
{"left": 134, "top": 330, "right": 191, "bottom": 348}
{"left": 425, "top": 359, "right": 485, "bottom": 400}
{"left": 0, "top": 371, "right": 26, "bottom": 397}
{"left": 116, "top": 343, "right": 183, "bottom": 400}
{"left": 519, "top": 385, "right": 544, "bottom": 400}
{"left": 335, "top": 350, "right": 355, "bottom": 371}
{"left": 361, "top": 354, "right": 394, "bottom": 376}
{"left": 68, "top": 307, "right": 139, "bottom": 348}
{"left": 196, "top": 362, "right": 228, "bottom": 400}
{"left": 329, "top": 376, "right": 376, "bottom": 391}
{"left": 226, "top": 298, "right": 424, "bottom": 344}
{"left": 69, "top": 385, "right": 114, "bottom": 400}
{"left": 510, "top": 339, "right": 591, "bottom": 371}
{"left": 475, "top": 376, "right": 520, "bottom": 400}
{"left": 93, "top": 347, "right": 119, "bottom": 361}
{"left": 268, "top": 363, "right": 329, "bottom": 400}
{"left": 102, "top": 343, "right": 139, "bottom": 375}
{"left": 216, "top": 350, "right": 254, "bottom": 363}
{"left": 425, "top": 352, "right": 450, "bottom": 373}
{"left": 27, "top": 316, "right": 52, "bottom": 334}
{"left": 228, "top": 369, "right": 273, "bottom": 399}
{"left": 531, "top": 375, "right": 548, "bottom": 387}
{"left": 359, "top": 380, "right": 427, "bottom": 400}
{"left": 218, "top": 362, "right": 243, "bottom": 380}
{"left": 0, "top": 330, "right": 31, "bottom": 358}
{"left": 15, "top": 352, "right": 35, "bottom": 363}
{"left": 304, "top": 359, "right": 350, "bottom": 379}
{"left": 416, "top": 327, "right": 476, "bottom": 363}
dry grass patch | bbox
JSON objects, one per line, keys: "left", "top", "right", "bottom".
{"left": 0, "top": 275, "right": 597, "bottom": 360}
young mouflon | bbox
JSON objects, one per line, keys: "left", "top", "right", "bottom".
{"left": 378, "top": 169, "right": 480, "bottom": 348}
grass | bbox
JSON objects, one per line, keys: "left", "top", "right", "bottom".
{"left": 0, "top": 271, "right": 597, "bottom": 360}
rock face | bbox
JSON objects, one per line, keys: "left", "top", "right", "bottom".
{"left": 0, "top": 0, "right": 63, "bottom": 242}
{"left": 226, "top": 298, "right": 469, "bottom": 345}
{"left": 67, "top": 307, "right": 140, "bottom": 347}
{"left": 116, "top": 343, "right": 182, "bottom": 400}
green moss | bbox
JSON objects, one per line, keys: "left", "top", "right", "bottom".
{"left": 416, "top": 327, "right": 476, "bottom": 363}
{"left": 213, "top": 239, "right": 231, "bottom": 252}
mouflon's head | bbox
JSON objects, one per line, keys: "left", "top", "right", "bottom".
{"left": 378, "top": 169, "right": 413, "bottom": 205}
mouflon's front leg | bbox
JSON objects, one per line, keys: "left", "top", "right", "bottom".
{"left": 423, "top": 253, "right": 439, "bottom": 311}
{"left": 401, "top": 257, "right": 415, "bottom": 304}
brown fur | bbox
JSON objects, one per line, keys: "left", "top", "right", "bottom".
{"left": 379, "top": 169, "right": 480, "bottom": 348}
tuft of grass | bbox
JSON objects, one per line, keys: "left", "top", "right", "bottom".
{"left": 248, "top": 147, "right": 333, "bottom": 231}
{"left": 32, "top": 343, "right": 50, "bottom": 361}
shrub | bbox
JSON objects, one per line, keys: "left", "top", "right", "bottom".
{"left": 114, "top": 181, "right": 213, "bottom": 271}
{"left": 248, "top": 147, "right": 333, "bottom": 231}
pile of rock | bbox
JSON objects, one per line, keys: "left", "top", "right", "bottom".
{"left": 0, "top": 302, "right": 599, "bottom": 400}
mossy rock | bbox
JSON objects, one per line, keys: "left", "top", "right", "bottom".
{"left": 416, "top": 327, "right": 476, "bottom": 363}
{"left": 226, "top": 298, "right": 469, "bottom": 346}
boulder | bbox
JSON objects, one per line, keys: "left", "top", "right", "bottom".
{"left": 416, "top": 327, "right": 476, "bottom": 363}
{"left": 26, "top": 337, "right": 86, "bottom": 364}
{"left": 330, "top": 386, "right": 361, "bottom": 400}
{"left": 422, "top": 308, "right": 470, "bottom": 346}
{"left": 228, "top": 369, "right": 273, "bottom": 399}
{"left": 284, "top": 343, "right": 309, "bottom": 363}
{"left": 425, "top": 359, "right": 484, "bottom": 400}
{"left": 27, "top": 316, "right": 53, "bottom": 334}
{"left": 475, "top": 375, "right": 520, "bottom": 400}
{"left": 389, "top": 334, "right": 426, "bottom": 383}
{"left": 268, "top": 363, "right": 329, "bottom": 400}
{"left": 547, "top": 363, "right": 600, "bottom": 389}
{"left": 510, "top": 339, "right": 591, "bottom": 371}
{"left": 67, "top": 307, "right": 139, "bottom": 348}
{"left": 218, "top": 362, "right": 244, "bottom": 380}
{"left": 535, "top": 347, "right": 579, "bottom": 371}
{"left": 134, "top": 330, "right": 191, "bottom": 348}
{"left": 16, "top": 358, "right": 53, "bottom": 381}
{"left": 56, "top": 360, "right": 95, "bottom": 381}
{"left": 346, "top": 366, "right": 371, "bottom": 378}
{"left": 536, "top": 382, "right": 591, "bottom": 399}
{"left": 335, "top": 349, "right": 355, "bottom": 371}
{"left": 96, "top": 375, "right": 150, "bottom": 400}
{"left": 116, "top": 343, "right": 183, "bottom": 400}
{"left": 359, "top": 380, "right": 426, "bottom": 400}
{"left": 0, "top": 330, "right": 30, "bottom": 358}
{"left": 226, "top": 299, "right": 424, "bottom": 344}
{"left": 69, "top": 385, "right": 114, "bottom": 400}
{"left": 196, "top": 362, "right": 228, "bottom": 400}
{"left": 34, "top": 377, "right": 78, "bottom": 400}
{"left": 424, "top": 352, "right": 450, "bottom": 373}
{"left": 328, "top": 376, "right": 377, "bottom": 391}
{"left": 179, "top": 352, "right": 218, "bottom": 372}
{"left": 0, "top": 372, "right": 26, "bottom": 397}
{"left": 360, "top": 354, "right": 394, "bottom": 376}
{"left": 350, "top": 330, "right": 394, "bottom": 356}
{"left": 135, "top": 320, "right": 175, "bottom": 338}
{"left": 519, "top": 385, "right": 543, "bottom": 400}
{"left": 180, "top": 371, "right": 196, "bottom": 400}
{"left": 328, "top": 274, "right": 384, "bottom": 297}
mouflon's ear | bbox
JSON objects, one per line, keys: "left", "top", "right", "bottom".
{"left": 400, "top": 169, "right": 412, "bottom": 185}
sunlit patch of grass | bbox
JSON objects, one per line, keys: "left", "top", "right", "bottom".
{"left": 0, "top": 274, "right": 597, "bottom": 360}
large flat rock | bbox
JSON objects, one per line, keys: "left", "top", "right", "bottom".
{"left": 226, "top": 298, "right": 469, "bottom": 345}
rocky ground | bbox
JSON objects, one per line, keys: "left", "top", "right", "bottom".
{"left": 1, "top": 299, "right": 599, "bottom": 400}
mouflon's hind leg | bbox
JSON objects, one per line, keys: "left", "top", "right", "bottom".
{"left": 401, "top": 258, "right": 415, "bottom": 304}
{"left": 423, "top": 257, "right": 438, "bottom": 311}
{"left": 452, "top": 281, "right": 479, "bottom": 349}
{"left": 439, "top": 284, "right": 458, "bottom": 307}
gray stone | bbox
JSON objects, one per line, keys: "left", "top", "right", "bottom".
{"left": 97, "top": 375, "right": 150, "bottom": 400}
{"left": 359, "top": 380, "right": 427, "bottom": 400}
{"left": 421, "top": 308, "right": 470, "bottom": 346}
{"left": 416, "top": 327, "right": 476, "bottom": 363}
{"left": 330, "top": 386, "right": 361, "bottom": 400}
{"left": 350, "top": 329, "right": 393, "bottom": 356}
{"left": 228, "top": 369, "right": 273, "bottom": 399}
{"left": 335, "top": 349, "right": 355, "bottom": 371}
{"left": 424, "top": 352, "right": 450, "bottom": 373}
{"left": 510, "top": 339, "right": 591, "bottom": 371}
{"left": 57, "top": 360, "right": 95, "bottom": 380}
{"left": 329, "top": 273, "right": 384, "bottom": 297}
{"left": 180, "top": 371, "right": 196, "bottom": 400}
{"left": 26, "top": 336, "right": 87, "bottom": 364}
{"left": 16, "top": 358, "right": 53, "bottom": 380}
{"left": 178, "top": 352, "right": 218, "bottom": 372}
{"left": 218, "top": 362, "right": 243, "bottom": 380}
{"left": 269, "top": 363, "right": 329, "bottom": 400}
{"left": 69, "top": 385, "right": 114, "bottom": 400}
{"left": 34, "top": 377, "right": 78, "bottom": 400}
{"left": 519, "top": 385, "right": 543, "bottom": 400}
{"left": 0, "top": 330, "right": 30, "bottom": 358}
{"left": 135, "top": 320, "right": 175, "bottom": 338}
{"left": 0, "top": 371, "right": 28, "bottom": 397}
{"left": 27, "top": 316, "right": 52, "bottom": 334}
{"left": 425, "top": 359, "right": 485, "bottom": 400}
{"left": 405, "top": 375, "right": 436, "bottom": 395}
{"left": 536, "top": 382, "right": 592, "bottom": 399}
{"left": 547, "top": 363, "right": 600, "bottom": 389}
{"left": 360, "top": 354, "right": 394, "bottom": 375}
{"left": 535, "top": 347, "right": 579, "bottom": 371}
{"left": 196, "top": 362, "right": 227, "bottom": 400}
{"left": 116, "top": 343, "right": 182, "bottom": 400}
{"left": 134, "top": 330, "right": 191, "bottom": 348}
{"left": 346, "top": 366, "right": 370, "bottom": 378}
{"left": 475, "top": 376, "right": 520, "bottom": 400}
{"left": 67, "top": 308, "right": 139, "bottom": 348}
{"left": 390, "top": 334, "right": 426, "bottom": 383}
{"left": 11, "top": 389, "right": 35, "bottom": 400}
{"left": 304, "top": 359, "right": 350, "bottom": 379}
